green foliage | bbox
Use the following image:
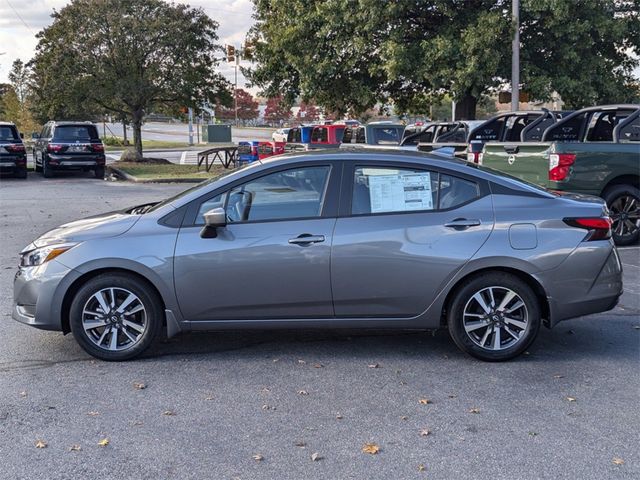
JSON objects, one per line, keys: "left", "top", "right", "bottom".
{"left": 247, "top": 0, "right": 639, "bottom": 119}
{"left": 1, "top": 60, "right": 40, "bottom": 134}
{"left": 30, "top": 0, "right": 230, "bottom": 158}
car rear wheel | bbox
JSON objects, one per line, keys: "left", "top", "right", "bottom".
{"left": 15, "top": 167, "right": 27, "bottom": 179}
{"left": 69, "top": 273, "right": 162, "bottom": 361}
{"left": 42, "top": 158, "right": 53, "bottom": 178}
{"left": 447, "top": 272, "right": 541, "bottom": 361}
{"left": 94, "top": 166, "right": 105, "bottom": 179}
{"left": 604, "top": 184, "right": 640, "bottom": 246}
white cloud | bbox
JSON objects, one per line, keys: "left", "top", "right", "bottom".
{"left": 0, "top": 0, "right": 256, "bottom": 88}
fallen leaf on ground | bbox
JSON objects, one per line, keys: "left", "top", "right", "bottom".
{"left": 262, "top": 404, "right": 276, "bottom": 411}
{"left": 272, "top": 358, "right": 280, "bottom": 362}
{"left": 469, "top": 407, "right": 480, "bottom": 414}
{"left": 311, "top": 452, "right": 322, "bottom": 461}
{"left": 312, "top": 363, "right": 324, "bottom": 368}
{"left": 553, "top": 375, "right": 564, "bottom": 379}
{"left": 368, "top": 363, "right": 379, "bottom": 369}
{"left": 528, "top": 431, "right": 538, "bottom": 437}
{"left": 297, "top": 359, "right": 306, "bottom": 364}
{"left": 418, "top": 398, "right": 432, "bottom": 405}
{"left": 448, "top": 394, "right": 457, "bottom": 399}
{"left": 132, "top": 420, "right": 143, "bottom": 426}
{"left": 613, "top": 457, "right": 624, "bottom": 465}
{"left": 19, "top": 391, "right": 27, "bottom": 397}
{"left": 69, "top": 444, "right": 81, "bottom": 452}
{"left": 336, "top": 413, "right": 343, "bottom": 420}
{"left": 566, "top": 396, "right": 576, "bottom": 402}
{"left": 133, "top": 382, "right": 146, "bottom": 390}
{"left": 261, "top": 387, "right": 270, "bottom": 393}
{"left": 295, "top": 441, "right": 306, "bottom": 447}
{"left": 400, "top": 416, "right": 408, "bottom": 421}
{"left": 205, "top": 396, "right": 215, "bottom": 401}
{"left": 418, "top": 464, "right": 426, "bottom": 472}
{"left": 35, "top": 440, "right": 47, "bottom": 449}
{"left": 98, "top": 438, "right": 109, "bottom": 447}
{"left": 86, "top": 411, "right": 100, "bottom": 416}
{"left": 419, "top": 429, "right": 431, "bottom": 437}
{"left": 252, "top": 454, "right": 263, "bottom": 461}
{"left": 297, "top": 390, "right": 309, "bottom": 396}
{"left": 162, "top": 410, "right": 176, "bottom": 416}
{"left": 362, "top": 443, "right": 380, "bottom": 454}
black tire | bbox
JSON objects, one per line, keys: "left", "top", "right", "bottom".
{"left": 603, "top": 184, "right": 640, "bottom": 246}
{"left": 69, "top": 273, "right": 163, "bottom": 361}
{"left": 447, "top": 272, "right": 541, "bottom": 362}
{"left": 42, "top": 157, "right": 53, "bottom": 178}
{"left": 94, "top": 166, "right": 105, "bottom": 179}
{"left": 15, "top": 167, "right": 28, "bottom": 179}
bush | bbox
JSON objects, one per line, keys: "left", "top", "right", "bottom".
{"left": 119, "top": 149, "right": 138, "bottom": 162}
{"left": 103, "top": 136, "right": 126, "bottom": 146}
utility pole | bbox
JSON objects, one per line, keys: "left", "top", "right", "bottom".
{"left": 511, "top": 0, "right": 520, "bottom": 111}
{"left": 234, "top": 56, "right": 239, "bottom": 127}
{"left": 451, "top": 100, "right": 456, "bottom": 122}
{"left": 188, "top": 107, "right": 194, "bottom": 146}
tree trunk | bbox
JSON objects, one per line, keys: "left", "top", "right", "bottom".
{"left": 131, "top": 110, "right": 144, "bottom": 160}
{"left": 455, "top": 94, "right": 478, "bottom": 120}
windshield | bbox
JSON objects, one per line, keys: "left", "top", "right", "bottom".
{"left": 146, "top": 162, "right": 260, "bottom": 213}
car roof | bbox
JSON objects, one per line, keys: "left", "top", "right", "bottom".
{"left": 47, "top": 121, "right": 96, "bottom": 125}
{"left": 0, "top": 121, "right": 17, "bottom": 126}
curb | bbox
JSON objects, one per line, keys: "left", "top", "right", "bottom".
{"left": 106, "top": 165, "right": 204, "bottom": 184}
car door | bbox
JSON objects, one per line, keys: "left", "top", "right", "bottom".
{"left": 173, "top": 162, "right": 340, "bottom": 321}
{"left": 331, "top": 162, "right": 494, "bottom": 318}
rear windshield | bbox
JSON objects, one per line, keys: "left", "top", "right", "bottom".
{"left": 0, "top": 125, "right": 20, "bottom": 142}
{"left": 53, "top": 125, "right": 99, "bottom": 141}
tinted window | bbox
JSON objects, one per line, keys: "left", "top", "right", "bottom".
{"left": 226, "top": 166, "right": 330, "bottom": 222}
{"left": 544, "top": 113, "right": 586, "bottom": 141}
{"left": 355, "top": 127, "right": 366, "bottom": 143}
{"left": 342, "top": 127, "right": 353, "bottom": 143}
{"left": 352, "top": 167, "right": 438, "bottom": 215}
{"left": 439, "top": 175, "right": 480, "bottom": 209}
{"left": 469, "top": 117, "right": 507, "bottom": 141}
{"left": 0, "top": 126, "right": 19, "bottom": 142}
{"left": 54, "top": 125, "right": 99, "bottom": 141}
{"left": 311, "top": 127, "right": 328, "bottom": 142}
{"left": 373, "top": 127, "right": 402, "bottom": 145}
{"left": 617, "top": 115, "right": 640, "bottom": 142}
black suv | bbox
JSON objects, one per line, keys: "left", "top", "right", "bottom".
{"left": 0, "top": 122, "right": 27, "bottom": 179}
{"left": 33, "top": 121, "right": 105, "bottom": 178}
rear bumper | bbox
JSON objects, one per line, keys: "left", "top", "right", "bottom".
{"left": 0, "top": 156, "right": 27, "bottom": 170}
{"left": 48, "top": 154, "right": 105, "bottom": 168}
{"left": 537, "top": 244, "right": 623, "bottom": 327}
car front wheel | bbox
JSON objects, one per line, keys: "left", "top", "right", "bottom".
{"left": 447, "top": 272, "right": 541, "bottom": 361}
{"left": 69, "top": 273, "right": 162, "bottom": 361}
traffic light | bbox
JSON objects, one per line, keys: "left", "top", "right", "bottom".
{"left": 243, "top": 39, "right": 255, "bottom": 61}
{"left": 226, "top": 45, "right": 235, "bottom": 62}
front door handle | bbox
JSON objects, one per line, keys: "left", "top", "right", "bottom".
{"left": 444, "top": 219, "right": 481, "bottom": 229}
{"left": 288, "top": 234, "right": 326, "bottom": 245}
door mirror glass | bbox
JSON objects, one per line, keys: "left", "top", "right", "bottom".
{"left": 203, "top": 207, "right": 227, "bottom": 228}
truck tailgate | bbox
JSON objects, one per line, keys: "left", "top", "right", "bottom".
{"left": 481, "top": 142, "right": 552, "bottom": 187}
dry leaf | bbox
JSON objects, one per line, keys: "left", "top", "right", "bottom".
{"left": 297, "top": 390, "right": 309, "bottom": 396}
{"left": 261, "top": 387, "right": 270, "bottom": 393}
{"left": 336, "top": 413, "right": 343, "bottom": 420}
{"left": 163, "top": 410, "right": 176, "bottom": 416}
{"left": 132, "top": 420, "right": 143, "bottom": 426}
{"left": 419, "top": 429, "right": 431, "bottom": 437}
{"left": 19, "top": 391, "right": 27, "bottom": 397}
{"left": 133, "top": 382, "right": 146, "bottom": 390}
{"left": 86, "top": 411, "right": 100, "bottom": 416}
{"left": 553, "top": 375, "right": 564, "bottom": 379}
{"left": 418, "top": 464, "right": 426, "bottom": 472}
{"left": 368, "top": 363, "right": 379, "bottom": 369}
{"left": 399, "top": 381, "right": 407, "bottom": 385}
{"left": 297, "top": 359, "right": 306, "bottom": 364}
{"left": 272, "top": 358, "right": 280, "bottom": 362}
{"left": 469, "top": 407, "right": 480, "bottom": 414}
{"left": 205, "top": 396, "right": 215, "bottom": 401}
{"left": 69, "top": 444, "right": 82, "bottom": 452}
{"left": 613, "top": 457, "right": 624, "bottom": 465}
{"left": 311, "top": 452, "right": 322, "bottom": 461}
{"left": 35, "top": 440, "right": 47, "bottom": 449}
{"left": 97, "top": 438, "right": 109, "bottom": 447}
{"left": 566, "top": 396, "right": 576, "bottom": 402}
{"left": 400, "top": 416, "right": 408, "bottom": 421}
{"left": 262, "top": 404, "right": 276, "bottom": 411}
{"left": 312, "top": 363, "right": 324, "bottom": 368}
{"left": 448, "top": 394, "right": 457, "bottom": 399}
{"left": 418, "top": 398, "right": 432, "bottom": 405}
{"left": 252, "top": 454, "right": 264, "bottom": 461}
{"left": 362, "top": 443, "right": 380, "bottom": 454}
{"left": 295, "top": 441, "right": 306, "bottom": 448}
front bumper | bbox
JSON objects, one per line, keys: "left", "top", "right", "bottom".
{"left": 12, "top": 260, "right": 75, "bottom": 331}
{"left": 537, "top": 242, "right": 623, "bottom": 327}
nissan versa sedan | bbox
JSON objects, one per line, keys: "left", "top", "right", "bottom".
{"left": 13, "top": 150, "right": 623, "bottom": 361}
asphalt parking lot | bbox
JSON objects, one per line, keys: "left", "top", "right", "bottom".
{"left": 0, "top": 173, "right": 638, "bottom": 480}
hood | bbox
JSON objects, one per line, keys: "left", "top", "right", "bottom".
{"left": 32, "top": 210, "right": 140, "bottom": 248}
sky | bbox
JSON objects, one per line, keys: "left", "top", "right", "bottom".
{"left": 0, "top": 0, "right": 255, "bottom": 87}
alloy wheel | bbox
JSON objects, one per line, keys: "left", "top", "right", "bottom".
{"left": 610, "top": 194, "right": 639, "bottom": 240}
{"left": 462, "top": 286, "right": 529, "bottom": 351}
{"left": 81, "top": 287, "right": 147, "bottom": 351}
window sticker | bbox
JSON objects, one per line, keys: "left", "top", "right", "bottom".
{"left": 368, "top": 172, "right": 433, "bottom": 213}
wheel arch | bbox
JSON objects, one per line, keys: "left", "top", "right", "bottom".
{"left": 60, "top": 267, "right": 167, "bottom": 334}
{"left": 440, "top": 266, "right": 551, "bottom": 328}
{"left": 601, "top": 174, "right": 640, "bottom": 196}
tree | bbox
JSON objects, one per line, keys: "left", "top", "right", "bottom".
{"left": 30, "top": 0, "right": 230, "bottom": 159}
{"left": 215, "top": 88, "right": 259, "bottom": 125}
{"left": 247, "top": 0, "right": 639, "bottom": 119}
{"left": 263, "top": 96, "right": 292, "bottom": 125}
{"left": 1, "top": 60, "right": 39, "bottom": 134}
{"left": 296, "top": 100, "right": 320, "bottom": 122}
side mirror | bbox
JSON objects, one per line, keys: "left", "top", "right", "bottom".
{"left": 200, "top": 207, "right": 226, "bottom": 238}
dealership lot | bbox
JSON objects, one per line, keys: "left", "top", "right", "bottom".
{"left": 0, "top": 174, "right": 638, "bottom": 480}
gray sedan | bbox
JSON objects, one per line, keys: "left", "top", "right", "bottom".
{"left": 12, "top": 150, "right": 623, "bottom": 361}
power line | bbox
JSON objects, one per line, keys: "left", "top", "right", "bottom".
{"left": 5, "top": 0, "right": 36, "bottom": 35}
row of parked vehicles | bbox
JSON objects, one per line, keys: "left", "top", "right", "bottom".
{"left": 255, "top": 104, "right": 639, "bottom": 246}
{"left": 0, "top": 121, "right": 106, "bottom": 180}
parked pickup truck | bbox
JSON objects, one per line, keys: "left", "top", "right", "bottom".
{"left": 411, "top": 120, "right": 484, "bottom": 156}
{"left": 340, "top": 122, "right": 405, "bottom": 147}
{"left": 480, "top": 104, "right": 640, "bottom": 245}
{"left": 285, "top": 124, "right": 345, "bottom": 151}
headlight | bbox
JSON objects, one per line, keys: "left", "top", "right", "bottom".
{"left": 20, "top": 243, "right": 77, "bottom": 267}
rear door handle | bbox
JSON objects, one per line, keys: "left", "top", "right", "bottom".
{"left": 288, "top": 234, "right": 325, "bottom": 245}
{"left": 444, "top": 219, "right": 481, "bottom": 229}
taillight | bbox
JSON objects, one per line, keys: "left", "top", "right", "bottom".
{"left": 563, "top": 217, "right": 612, "bottom": 241}
{"left": 549, "top": 153, "right": 576, "bottom": 181}
{"left": 47, "top": 143, "right": 64, "bottom": 153}
{"left": 4, "top": 144, "right": 26, "bottom": 153}
{"left": 466, "top": 151, "right": 483, "bottom": 164}
{"left": 91, "top": 143, "right": 105, "bottom": 152}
